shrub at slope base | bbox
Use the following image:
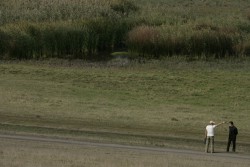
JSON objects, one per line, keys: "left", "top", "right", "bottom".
{"left": 127, "top": 25, "right": 242, "bottom": 59}
{"left": 0, "top": 22, "right": 243, "bottom": 60}
{"left": 0, "top": 19, "right": 132, "bottom": 60}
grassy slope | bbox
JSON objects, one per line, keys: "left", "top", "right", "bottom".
{"left": 0, "top": 60, "right": 250, "bottom": 150}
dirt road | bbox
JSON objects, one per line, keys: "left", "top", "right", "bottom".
{"left": 0, "top": 133, "right": 249, "bottom": 161}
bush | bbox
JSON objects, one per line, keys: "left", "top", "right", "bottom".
{"left": 27, "top": 25, "right": 44, "bottom": 59}
{"left": 0, "top": 30, "right": 10, "bottom": 58}
{"left": 243, "top": 41, "right": 250, "bottom": 56}
{"left": 0, "top": 19, "right": 133, "bottom": 60}
{"left": 127, "top": 25, "right": 160, "bottom": 58}
{"left": 187, "top": 31, "right": 235, "bottom": 58}
{"left": 42, "top": 26, "right": 87, "bottom": 59}
{"left": 127, "top": 24, "right": 242, "bottom": 59}
{"left": 8, "top": 32, "right": 35, "bottom": 59}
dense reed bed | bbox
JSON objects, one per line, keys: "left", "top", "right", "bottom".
{"left": 0, "top": 19, "right": 134, "bottom": 59}
{"left": 0, "top": 0, "right": 250, "bottom": 60}
{"left": 127, "top": 24, "right": 242, "bottom": 58}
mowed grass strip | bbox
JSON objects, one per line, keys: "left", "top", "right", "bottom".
{"left": 0, "top": 60, "right": 250, "bottom": 144}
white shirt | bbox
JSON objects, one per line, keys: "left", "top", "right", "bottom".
{"left": 206, "top": 125, "right": 217, "bottom": 137}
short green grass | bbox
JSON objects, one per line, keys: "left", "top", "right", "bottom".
{"left": 0, "top": 59, "right": 250, "bottom": 150}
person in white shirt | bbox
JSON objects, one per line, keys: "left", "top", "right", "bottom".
{"left": 205, "top": 120, "right": 225, "bottom": 153}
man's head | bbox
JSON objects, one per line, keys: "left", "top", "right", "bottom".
{"left": 210, "top": 121, "right": 215, "bottom": 125}
{"left": 229, "top": 121, "right": 234, "bottom": 125}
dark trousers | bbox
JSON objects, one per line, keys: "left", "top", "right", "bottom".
{"left": 227, "top": 137, "right": 236, "bottom": 152}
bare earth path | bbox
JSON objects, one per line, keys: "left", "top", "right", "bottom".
{"left": 0, "top": 133, "right": 249, "bottom": 161}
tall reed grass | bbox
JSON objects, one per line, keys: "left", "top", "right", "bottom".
{"left": 127, "top": 24, "right": 243, "bottom": 58}
{"left": 0, "top": 21, "right": 245, "bottom": 60}
{"left": 0, "top": 19, "right": 133, "bottom": 60}
{"left": 1, "top": 0, "right": 250, "bottom": 59}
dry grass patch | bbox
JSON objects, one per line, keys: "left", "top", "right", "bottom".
{"left": 1, "top": 138, "right": 250, "bottom": 167}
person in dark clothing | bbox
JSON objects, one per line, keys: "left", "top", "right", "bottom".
{"left": 227, "top": 121, "right": 238, "bottom": 152}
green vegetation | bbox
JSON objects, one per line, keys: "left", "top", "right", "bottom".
{"left": 0, "top": 19, "right": 133, "bottom": 60}
{"left": 127, "top": 24, "right": 241, "bottom": 58}
{"left": 0, "top": 60, "right": 250, "bottom": 150}
{"left": 0, "top": 0, "right": 250, "bottom": 154}
{"left": 1, "top": 0, "right": 250, "bottom": 59}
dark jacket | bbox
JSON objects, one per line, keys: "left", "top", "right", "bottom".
{"left": 229, "top": 126, "right": 238, "bottom": 139}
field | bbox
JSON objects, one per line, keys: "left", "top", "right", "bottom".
{"left": 0, "top": 59, "right": 250, "bottom": 153}
{"left": 1, "top": 0, "right": 250, "bottom": 166}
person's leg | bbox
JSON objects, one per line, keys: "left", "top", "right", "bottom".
{"left": 205, "top": 137, "right": 210, "bottom": 153}
{"left": 232, "top": 137, "right": 236, "bottom": 152}
{"left": 227, "top": 138, "right": 231, "bottom": 152}
{"left": 211, "top": 136, "right": 214, "bottom": 153}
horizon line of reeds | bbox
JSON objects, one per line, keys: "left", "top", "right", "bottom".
{"left": 1, "top": 20, "right": 250, "bottom": 60}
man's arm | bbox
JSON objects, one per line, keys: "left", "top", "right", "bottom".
{"left": 215, "top": 121, "right": 226, "bottom": 127}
